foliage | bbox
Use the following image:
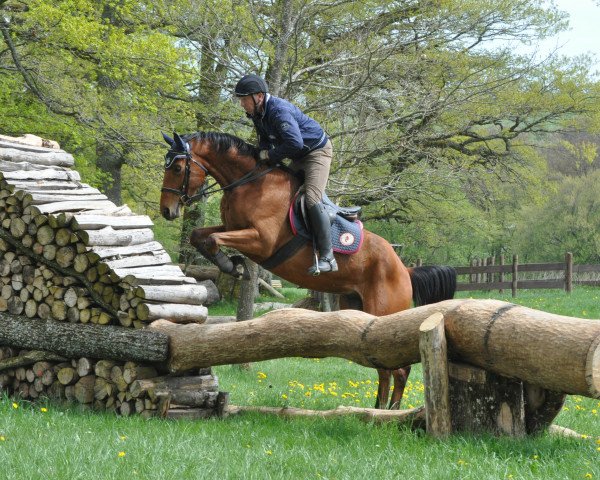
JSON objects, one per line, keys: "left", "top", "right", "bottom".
{"left": 2, "top": 0, "right": 600, "bottom": 264}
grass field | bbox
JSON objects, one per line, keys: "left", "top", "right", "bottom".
{"left": 0, "top": 288, "right": 599, "bottom": 479}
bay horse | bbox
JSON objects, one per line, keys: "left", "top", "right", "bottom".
{"left": 160, "top": 131, "right": 456, "bottom": 408}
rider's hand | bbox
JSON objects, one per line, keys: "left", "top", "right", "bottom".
{"left": 259, "top": 149, "right": 270, "bottom": 163}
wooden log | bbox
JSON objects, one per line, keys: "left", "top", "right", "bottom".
{"left": 94, "top": 360, "right": 117, "bottom": 379}
{"left": 74, "top": 375, "right": 96, "bottom": 403}
{"left": 135, "top": 303, "right": 208, "bottom": 323}
{"left": 0, "top": 147, "right": 74, "bottom": 166}
{"left": 38, "top": 200, "right": 116, "bottom": 214}
{"left": 78, "top": 227, "right": 154, "bottom": 247}
{"left": 0, "top": 134, "right": 60, "bottom": 149}
{"left": 71, "top": 214, "right": 153, "bottom": 230}
{"left": 91, "top": 241, "right": 165, "bottom": 259}
{"left": 149, "top": 300, "right": 600, "bottom": 399}
{"left": 0, "top": 313, "right": 168, "bottom": 363}
{"left": 104, "top": 251, "right": 172, "bottom": 270}
{"left": 258, "top": 278, "right": 285, "bottom": 299}
{"left": 57, "top": 367, "right": 79, "bottom": 386}
{"left": 129, "top": 375, "right": 218, "bottom": 400}
{"left": 1, "top": 170, "right": 80, "bottom": 182}
{"left": 449, "top": 362, "right": 527, "bottom": 436}
{"left": 223, "top": 405, "right": 425, "bottom": 425}
{"left": 136, "top": 284, "right": 207, "bottom": 305}
{"left": 31, "top": 193, "right": 108, "bottom": 205}
{"left": 180, "top": 264, "right": 219, "bottom": 282}
{"left": 419, "top": 312, "right": 451, "bottom": 437}
{"left": 122, "top": 362, "right": 158, "bottom": 384}
{"left": 112, "top": 265, "right": 185, "bottom": 279}
{"left": 0, "top": 350, "right": 66, "bottom": 373}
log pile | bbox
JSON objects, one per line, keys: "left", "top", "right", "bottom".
{"left": 0, "top": 135, "right": 223, "bottom": 418}
{"left": 0, "top": 137, "right": 208, "bottom": 326}
{"left": 0, "top": 346, "right": 221, "bottom": 417}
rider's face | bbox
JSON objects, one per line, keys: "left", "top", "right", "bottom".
{"left": 238, "top": 93, "right": 264, "bottom": 115}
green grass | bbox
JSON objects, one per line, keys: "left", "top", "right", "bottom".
{"left": 1, "top": 288, "right": 599, "bottom": 479}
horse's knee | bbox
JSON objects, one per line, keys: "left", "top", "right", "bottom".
{"left": 189, "top": 229, "right": 205, "bottom": 248}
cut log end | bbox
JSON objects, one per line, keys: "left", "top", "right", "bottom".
{"left": 587, "top": 334, "right": 600, "bottom": 398}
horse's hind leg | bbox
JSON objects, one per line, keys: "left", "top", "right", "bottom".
{"left": 375, "top": 367, "right": 411, "bottom": 409}
{"left": 389, "top": 366, "right": 411, "bottom": 409}
{"left": 375, "top": 369, "right": 392, "bottom": 409}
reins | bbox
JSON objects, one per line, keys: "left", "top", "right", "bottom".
{"left": 161, "top": 147, "right": 277, "bottom": 207}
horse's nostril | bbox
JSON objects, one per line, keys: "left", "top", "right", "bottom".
{"left": 162, "top": 207, "right": 170, "bottom": 219}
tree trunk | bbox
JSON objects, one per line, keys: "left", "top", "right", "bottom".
{"left": 0, "top": 313, "right": 168, "bottom": 363}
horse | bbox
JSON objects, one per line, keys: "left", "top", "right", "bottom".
{"left": 159, "top": 131, "right": 457, "bottom": 409}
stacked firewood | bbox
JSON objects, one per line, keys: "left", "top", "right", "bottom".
{"left": 0, "top": 347, "right": 221, "bottom": 417}
{"left": 0, "top": 135, "right": 224, "bottom": 418}
{"left": 0, "top": 140, "right": 208, "bottom": 327}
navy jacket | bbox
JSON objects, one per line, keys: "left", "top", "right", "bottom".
{"left": 250, "top": 94, "right": 328, "bottom": 163}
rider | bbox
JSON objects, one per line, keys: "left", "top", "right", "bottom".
{"left": 234, "top": 74, "right": 338, "bottom": 275}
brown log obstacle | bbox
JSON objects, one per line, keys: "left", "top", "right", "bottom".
{"left": 149, "top": 299, "right": 600, "bottom": 399}
{"left": 149, "top": 299, "right": 600, "bottom": 434}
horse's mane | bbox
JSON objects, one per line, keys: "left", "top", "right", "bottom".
{"left": 184, "top": 132, "right": 256, "bottom": 158}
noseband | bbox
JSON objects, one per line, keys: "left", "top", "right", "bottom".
{"left": 161, "top": 142, "right": 276, "bottom": 207}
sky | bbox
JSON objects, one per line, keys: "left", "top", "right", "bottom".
{"left": 540, "top": 0, "right": 600, "bottom": 60}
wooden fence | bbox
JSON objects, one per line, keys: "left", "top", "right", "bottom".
{"left": 449, "top": 252, "right": 600, "bottom": 296}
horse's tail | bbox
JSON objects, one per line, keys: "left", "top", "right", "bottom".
{"left": 408, "top": 265, "right": 457, "bottom": 306}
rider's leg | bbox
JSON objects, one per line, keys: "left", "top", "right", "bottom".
{"left": 302, "top": 140, "right": 337, "bottom": 274}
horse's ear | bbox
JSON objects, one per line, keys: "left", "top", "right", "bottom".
{"left": 173, "top": 132, "right": 187, "bottom": 151}
{"left": 162, "top": 132, "right": 174, "bottom": 146}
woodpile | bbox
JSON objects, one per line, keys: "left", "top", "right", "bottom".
{"left": 0, "top": 135, "right": 223, "bottom": 418}
{"left": 0, "top": 347, "right": 221, "bottom": 417}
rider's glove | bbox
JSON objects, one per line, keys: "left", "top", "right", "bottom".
{"left": 259, "top": 149, "right": 270, "bottom": 163}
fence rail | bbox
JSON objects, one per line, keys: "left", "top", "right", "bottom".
{"left": 449, "top": 252, "right": 600, "bottom": 296}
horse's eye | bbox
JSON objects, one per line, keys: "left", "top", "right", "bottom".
{"left": 174, "top": 164, "right": 182, "bottom": 174}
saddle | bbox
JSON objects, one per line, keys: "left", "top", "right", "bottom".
{"left": 260, "top": 192, "right": 363, "bottom": 270}
{"left": 290, "top": 192, "right": 364, "bottom": 255}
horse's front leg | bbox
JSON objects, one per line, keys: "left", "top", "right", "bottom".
{"left": 189, "top": 225, "right": 241, "bottom": 277}
{"left": 190, "top": 226, "right": 262, "bottom": 279}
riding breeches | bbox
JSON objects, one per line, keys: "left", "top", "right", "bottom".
{"left": 290, "top": 139, "right": 333, "bottom": 209}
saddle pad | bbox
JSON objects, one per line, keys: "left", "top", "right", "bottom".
{"left": 289, "top": 197, "right": 364, "bottom": 255}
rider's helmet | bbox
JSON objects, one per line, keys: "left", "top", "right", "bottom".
{"left": 234, "top": 74, "right": 269, "bottom": 97}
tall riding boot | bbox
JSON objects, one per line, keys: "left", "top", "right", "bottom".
{"left": 307, "top": 203, "right": 338, "bottom": 275}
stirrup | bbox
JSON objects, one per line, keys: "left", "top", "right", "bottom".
{"left": 308, "top": 254, "right": 338, "bottom": 276}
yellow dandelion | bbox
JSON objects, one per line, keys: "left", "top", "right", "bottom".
{"left": 582, "top": 434, "right": 589, "bottom": 439}
{"left": 0, "top": 436, "right": 5, "bottom": 441}
{"left": 265, "top": 450, "right": 273, "bottom": 455}
{"left": 257, "top": 372, "right": 267, "bottom": 379}
{"left": 118, "top": 452, "right": 126, "bottom": 458}
{"left": 304, "top": 391, "right": 311, "bottom": 397}
{"left": 40, "top": 407, "right": 48, "bottom": 413}
{"left": 11, "top": 403, "right": 18, "bottom": 409}
{"left": 120, "top": 435, "right": 127, "bottom": 441}
{"left": 584, "top": 474, "right": 592, "bottom": 479}
{"left": 596, "top": 439, "right": 600, "bottom": 445}
{"left": 457, "top": 459, "right": 467, "bottom": 466}
{"left": 281, "top": 394, "right": 288, "bottom": 400}
{"left": 532, "top": 455, "right": 539, "bottom": 460}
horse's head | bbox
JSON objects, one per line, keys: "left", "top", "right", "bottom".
{"left": 160, "top": 132, "right": 208, "bottom": 220}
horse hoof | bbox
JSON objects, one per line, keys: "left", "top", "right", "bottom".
{"left": 231, "top": 255, "right": 251, "bottom": 280}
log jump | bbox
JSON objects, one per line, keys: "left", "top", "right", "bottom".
{"left": 149, "top": 299, "right": 600, "bottom": 400}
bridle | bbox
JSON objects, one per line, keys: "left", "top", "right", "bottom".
{"left": 161, "top": 141, "right": 276, "bottom": 207}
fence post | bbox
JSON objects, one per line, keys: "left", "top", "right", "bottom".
{"left": 512, "top": 254, "right": 518, "bottom": 298}
{"left": 565, "top": 252, "right": 573, "bottom": 294}
{"left": 499, "top": 254, "right": 504, "bottom": 294}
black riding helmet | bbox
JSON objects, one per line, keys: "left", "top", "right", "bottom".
{"left": 234, "top": 74, "right": 268, "bottom": 96}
